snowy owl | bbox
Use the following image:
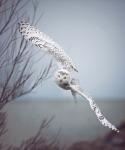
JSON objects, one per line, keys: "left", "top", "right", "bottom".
{"left": 19, "top": 21, "right": 119, "bottom": 132}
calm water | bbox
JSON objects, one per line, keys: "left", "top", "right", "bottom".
{"left": 2, "top": 100, "right": 125, "bottom": 147}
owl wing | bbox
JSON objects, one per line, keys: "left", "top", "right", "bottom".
{"left": 19, "top": 21, "right": 78, "bottom": 72}
{"left": 70, "top": 84, "right": 119, "bottom": 132}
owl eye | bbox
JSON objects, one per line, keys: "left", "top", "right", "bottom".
{"left": 63, "top": 76, "right": 66, "bottom": 79}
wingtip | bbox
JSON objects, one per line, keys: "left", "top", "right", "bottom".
{"left": 115, "top": 128, "right": 120, "bottom": 133}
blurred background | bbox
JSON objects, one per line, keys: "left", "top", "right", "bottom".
{"left": 21, "top": 0, "right": 125, "bottom": 100}
{"left": 0, "top": 0, "right": 125, "bottom": 150}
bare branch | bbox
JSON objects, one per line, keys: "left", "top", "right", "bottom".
{"left": 0, "top": 0, "right": 53, "bottom": 109}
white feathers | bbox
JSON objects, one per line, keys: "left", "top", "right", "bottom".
{"left": 19, "top": 21, "right": 119, "bottom": 133}
{"left": 19, "top": 21, "right": 78, "bottom": 72}
{"left": 54, "top": 69, "right": 71, "bottom": 90}
{"left": 70, "top": 85, "right": 119, "bottom": 132}
{"left": 54, "top": 69, "right": 119, "bottom": 132}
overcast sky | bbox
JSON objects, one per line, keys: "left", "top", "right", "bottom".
{"left": 20, "top": 0, "right": 125, "bottom": 100}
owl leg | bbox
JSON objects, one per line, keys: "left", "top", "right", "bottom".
{"left": 70, "top": 78, "right": 81, "bottom": 103}
{"left": 71, "top": 90, "right": 77, "bottom": 103}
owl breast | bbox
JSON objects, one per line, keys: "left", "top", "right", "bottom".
{"left": 54, "top": 69, "right": 71, "bottom": 90}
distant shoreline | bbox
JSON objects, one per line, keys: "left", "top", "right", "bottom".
{"left": 14, "top": 98, "right": 125, "bottom": 103}
{"left": 3, "top": 100, "right": 125, "bottom": 147}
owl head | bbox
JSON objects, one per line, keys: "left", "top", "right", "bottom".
{"left": 54, "top": 69, "right": 71, "bottom": 90}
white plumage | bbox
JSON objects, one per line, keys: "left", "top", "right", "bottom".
{"left": 19, "top": 21, "right": 78, "bottom": 72}
{"left": 19, "top": 21, "right": 119, "bottom": 133}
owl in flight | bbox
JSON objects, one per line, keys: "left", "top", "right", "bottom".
{"left": 19, "top": 21, "right": 119, "bottom": 132}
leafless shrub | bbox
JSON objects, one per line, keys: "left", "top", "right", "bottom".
{"left": 0, "top": 1, "right": 60, "bottom": 150}
{"left": 0, "top": 112, "right": 6, "bottom": 137}
{"left": 7, "top": 117, "right": 61, "bottom": 150}
{"left": 0, "top": 112, "right": 6, "bottom": 149}
{"left": 0, "top": 0, "right": 53, "bottom": 109}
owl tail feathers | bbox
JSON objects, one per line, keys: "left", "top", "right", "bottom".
{"left": 70, "top": 84, "right": 119, "bottom": 133}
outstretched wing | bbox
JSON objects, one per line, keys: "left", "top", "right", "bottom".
{"left": 70, "top": 84, "right": 119, "bottom": 132}
{"left": 19, "top": 21, "right": 78, "bottom": 72}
